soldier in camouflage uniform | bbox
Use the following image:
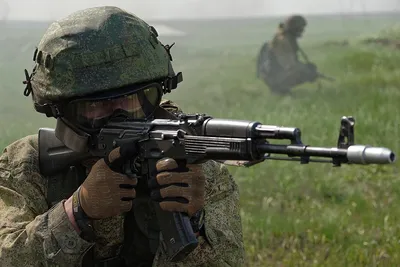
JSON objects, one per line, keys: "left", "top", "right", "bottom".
{"left": 257, "top": 15, "right": 319, "bottom": 94}
{"left": 0, "top": 6, "right": 244, "bottom": 267}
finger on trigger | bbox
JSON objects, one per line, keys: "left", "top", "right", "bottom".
{"left": 156, "top": 158, "right": 178, "bottom": 172}
{"left": 108, "top": 147, "right": 121, "bottom": 163}
{"left": 156, "top": 172, "right": 190, "bottom": 186}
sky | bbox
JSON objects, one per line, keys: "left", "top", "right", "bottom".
{"left": 1, "top": 0, "right": 400, "bottom": 21}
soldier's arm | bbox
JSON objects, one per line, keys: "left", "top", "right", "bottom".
{"left": 0, "top": 136, "right": 94, "bottom": 267}
{"left": 273, "top": 36, "right": 310, "bottom": 73}
{"left": 154, "top": 160, "right": 245, "bottom": 267}
{"left": 273, "top": 36, "right": 299, "bottom": 68}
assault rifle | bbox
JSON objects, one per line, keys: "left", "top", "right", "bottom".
{"left": 39, "top": 115, "right": 395, "bottom": 262}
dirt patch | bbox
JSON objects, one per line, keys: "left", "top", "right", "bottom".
{"left": 361, "top": 37, "right": 400, "bottom": 50}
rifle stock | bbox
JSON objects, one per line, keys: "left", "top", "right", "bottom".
{"left": 38, "top": 115, "right": 396, "bottom": 262}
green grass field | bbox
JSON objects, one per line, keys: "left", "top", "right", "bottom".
{"left": 1, "top": 12, "right": 400, "bottom": 266}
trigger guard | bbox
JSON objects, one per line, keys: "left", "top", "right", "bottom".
{"left": 124, "top": 160, "right": 141, "bottom": 179}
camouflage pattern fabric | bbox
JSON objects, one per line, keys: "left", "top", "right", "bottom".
{"left": 159, "top": 99, "right": 183, "bottom": 114}
{"left": 0, "top": 100, "right": 245, "bottom": 267}
{"left": 30, "top": 6, "right": 171, "bottom": 102}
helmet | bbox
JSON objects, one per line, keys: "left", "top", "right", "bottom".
{"left": 25, "top": 6, "right": 181, "bottom": 113}
{"left": 23, "top": 6, "right": 183, "bottom": 152}
{"left": 282, "top": 15, "right": 307, "bottom": 35}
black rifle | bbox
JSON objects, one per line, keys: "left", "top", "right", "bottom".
{"left": 38, "top": 115, "right": 396, "bottom": 262}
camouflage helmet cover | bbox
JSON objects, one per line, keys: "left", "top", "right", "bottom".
{"left": 30, "top": 6, "right": 172, "bottom": 103}
{"left": 283, "top": 15, "right": 307, "bottom": 31}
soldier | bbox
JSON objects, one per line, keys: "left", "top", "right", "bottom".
{"left": 0, "top": 6, "right": 244, "bottom": 267}
{"left": 257, "top": 15, "right": 319, "bottom": 94}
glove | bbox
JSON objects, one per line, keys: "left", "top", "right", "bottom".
{"left": 148, "top": 158, "right": 205, "bottom": 217}
{"left": 77, "top": 147, "right": 138, "bottom": 219}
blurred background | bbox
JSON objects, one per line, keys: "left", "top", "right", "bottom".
{"left": 1, "top": 1, "right": 400, "bottom": 266}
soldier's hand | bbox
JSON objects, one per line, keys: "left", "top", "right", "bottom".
{"left": 78, "top": 147, "right": 137, "bottom": 219}
{"left": 149, "top": 158, "right": 205, "bottom": 217}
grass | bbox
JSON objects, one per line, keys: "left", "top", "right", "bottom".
{"left": 1, "top": 13, "right": 400, "bottom": 266}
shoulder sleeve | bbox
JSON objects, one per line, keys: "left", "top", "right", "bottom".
{"left": 271, "top": 34, "right": 302, "bottom": 69}
{"left": 0, "top": 135, "right": 94, "bottom": 267}
{"left": 153, "top": 160, "right": 245, "bottom": 267}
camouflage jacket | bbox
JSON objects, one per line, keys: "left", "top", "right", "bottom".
{"left": 0, "top": 100, "right": 245, "bottom": 267}
{"left": 269, "top": 28, "right": 308, "bottom": 73}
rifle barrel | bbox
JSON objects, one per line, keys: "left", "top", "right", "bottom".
{"left": 347, "top": 145, "right": 395, "bottom": 164}
{"left": 257, "top": 144, "right": 395, "bottom": 164}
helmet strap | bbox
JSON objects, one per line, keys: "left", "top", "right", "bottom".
{"left": 35, "top": 102, "right": 63, "bottom": 117}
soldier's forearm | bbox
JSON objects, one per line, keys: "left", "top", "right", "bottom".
{"left": 0, "top": 201, "right": 94, "bottom": 267}
{"left": 64, "top": 195, "right": 81, "bottom": 233}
